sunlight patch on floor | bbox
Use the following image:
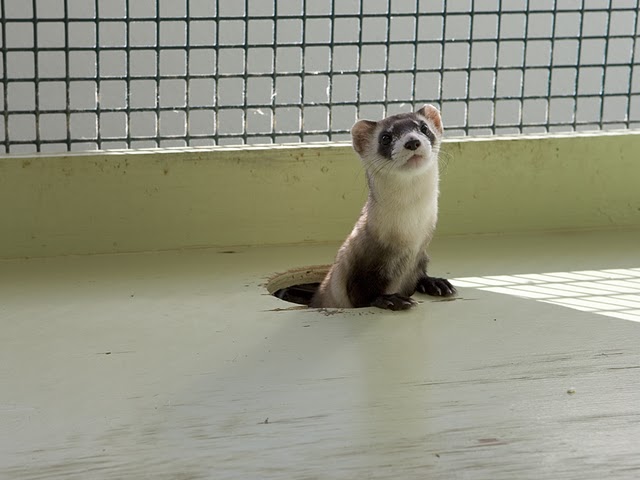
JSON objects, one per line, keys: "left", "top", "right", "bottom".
{"left": 452, "top": 268, "right": 640, "bottom": 323}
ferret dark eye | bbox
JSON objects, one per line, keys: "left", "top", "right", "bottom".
{"left": 380, "top": 134, "right": 392, "bottom": 146}
{"left": 420, "top": 123, "right": 429, "bottom": 135}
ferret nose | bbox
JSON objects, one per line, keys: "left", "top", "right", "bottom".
{"left": 404, "top": 139, "right": 421, "bottom": 151}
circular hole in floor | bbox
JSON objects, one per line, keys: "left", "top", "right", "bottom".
{"left": 266, "top": 265, "right": 329, "bottom": 306}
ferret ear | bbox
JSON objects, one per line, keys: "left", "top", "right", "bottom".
{"left": 417, "top": 104, "right": 443, "bottom": 135}
{"left": 351, "top": 120, "right": 377, "bottom": 155}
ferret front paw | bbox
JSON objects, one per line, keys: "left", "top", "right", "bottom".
{"left": 416, "top": 276, "right": 456, "bottom": 297}
{"left": 371, "top": 293, "right": 417, "bottom": 311}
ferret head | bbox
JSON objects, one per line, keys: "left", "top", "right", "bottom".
{"left": 350, "top": 104, "right": 443, "bottom": 175}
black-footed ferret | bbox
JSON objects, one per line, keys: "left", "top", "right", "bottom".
{"left": 310, "top": 105, "right": 455, "bottom": 311}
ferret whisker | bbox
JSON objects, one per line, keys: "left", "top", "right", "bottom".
{"left": 438, "top": 147, "right": 452, "bottom": 159}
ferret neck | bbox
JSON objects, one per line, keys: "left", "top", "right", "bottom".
{"left": 366, "top": 163, "right": 439, "bottom": 206}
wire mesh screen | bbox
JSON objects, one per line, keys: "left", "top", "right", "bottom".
{"left": 1, "top": 0, "right": 639, "bottom": 154}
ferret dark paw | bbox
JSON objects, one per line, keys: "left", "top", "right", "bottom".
{"left": 416, "top": 276, "right": 456, "bottom": 297}
{"left": 371, "top": 294, "right": 417, "bottom": 311}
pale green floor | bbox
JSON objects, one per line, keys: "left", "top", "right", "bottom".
{"left": 2, "top": 229, "right": 640, "bottom": 479}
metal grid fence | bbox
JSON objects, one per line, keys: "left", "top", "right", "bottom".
{"left": 1, "top": 0, "right": 639, "bottom": 154}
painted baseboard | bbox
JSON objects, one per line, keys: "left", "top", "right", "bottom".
{"left": 1, "top": 130, "right": 639, "bottom": 258}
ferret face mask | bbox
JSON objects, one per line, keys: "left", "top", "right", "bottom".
{"left": 351, "top": 105, "right": 443, "bottom": 175}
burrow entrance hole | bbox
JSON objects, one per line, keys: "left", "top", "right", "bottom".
{"left": 266, "top": 265, "right": 329, "bottom": 306}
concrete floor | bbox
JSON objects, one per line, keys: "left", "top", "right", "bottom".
{"left": 2, "top": 229, "right": 640, "bottom": 479}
